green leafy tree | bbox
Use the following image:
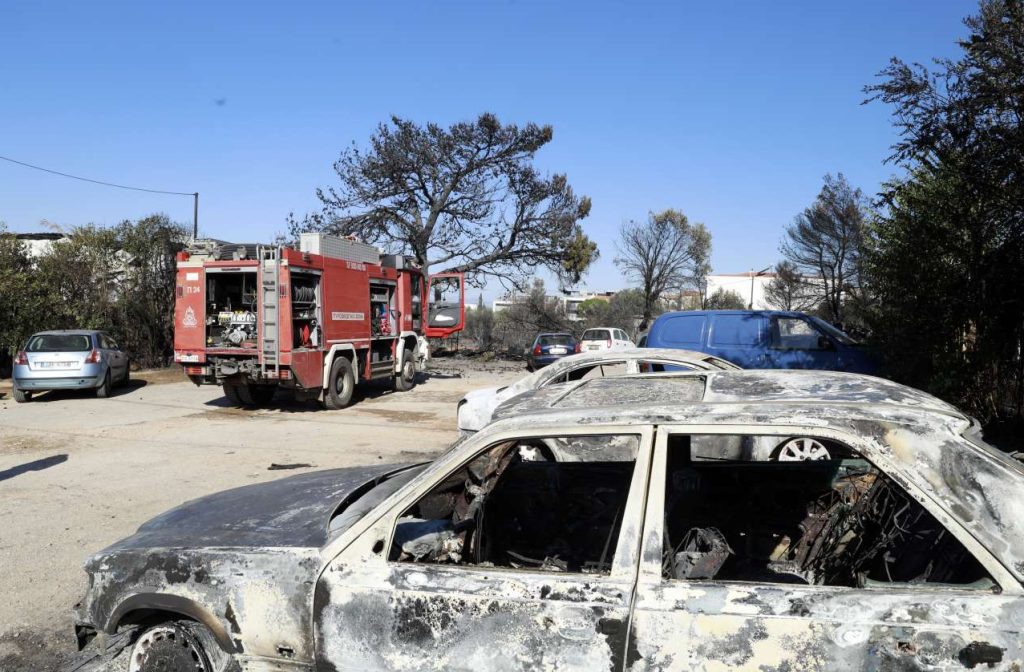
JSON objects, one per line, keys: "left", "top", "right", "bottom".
{"left": 864, "top": 0, "right": 1024, "bottom": 422}
{"left": 704, "top": 288, "right": 747, "bottom": 310}
{"left": 465, "top": 294, "right": 495, "bottom": 351}
{"left": 0, "top": 224, "right": 49, "bottom": 365}
{"left": 290, "top": 113, "right": 598, "bottom": 288}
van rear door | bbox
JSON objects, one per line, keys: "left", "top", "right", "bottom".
{"left": 706, "top": 313, "right": 768, "bottom": 368}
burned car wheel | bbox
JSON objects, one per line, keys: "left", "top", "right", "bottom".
{"left": 129, "top": 622, "right": 213, "bottom": 672}
{"left": 771, "top": 436, "right": 832, "bottom": 461}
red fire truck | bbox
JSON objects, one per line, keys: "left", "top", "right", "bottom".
{"left": 173, "top": 234, "right": 464, "bottom": 409}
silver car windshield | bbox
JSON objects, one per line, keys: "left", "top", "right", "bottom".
{"left": 26, "top": 334, "right": 92, "bottom": 352}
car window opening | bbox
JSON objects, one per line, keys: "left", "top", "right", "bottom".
{"left": 664, "top": 434, "right": 994, "bottom": 590}
{"left": 392, "top": 435, "right": 639, "bottom": 575}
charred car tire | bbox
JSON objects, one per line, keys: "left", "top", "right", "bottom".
{"left": 324, "top": 356, "right": 355, "bottom": 409}
{"left": 96, "top": 371, "right": 113, "bottom": 398}
{"left": 394, "top": 352, "right": 416, "bottom": 392}
{"left": 12, "top": 387, "right": 30, "bottom": 403}
{"left": 127, "top": 620, "right": 232, "bottom": 672}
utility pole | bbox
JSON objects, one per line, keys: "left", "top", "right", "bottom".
{"left": 749, "top": 266, "right": 771, "bottom": 309}
{"left": 193, "top": 192, "right": 199, "bottom": 240}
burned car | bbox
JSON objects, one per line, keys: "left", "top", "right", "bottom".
{"left": 74, "top": 370, "right": 1024, "bottom": 671}
{"left": 457, "top": 347, "right": 739, "bottom": 434}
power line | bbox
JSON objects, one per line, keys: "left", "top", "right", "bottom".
{"left": 0, "top": 154, "right": 195, "bottom": 196}
{"left": 0, "top": 153, "right": 200, "bottom": 238}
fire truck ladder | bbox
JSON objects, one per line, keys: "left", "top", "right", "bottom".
{"left": 258, "top": 245, "right": 281, "bottom": 378}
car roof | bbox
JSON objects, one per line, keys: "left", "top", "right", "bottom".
{"left": 494, "top": 369, "right": 967, "bottom": 429}
{"left": 531, "top": 347, "right": 739, "bottom": 372}
{"left": 30, "top": 330, "right": 101, "bottom": 336}
{"left": 653, "top": 309, "right": 817, "bottom": 319}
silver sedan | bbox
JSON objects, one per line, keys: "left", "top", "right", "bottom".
{"left": 12, "top": 330, "right": 130, "bottom": 402}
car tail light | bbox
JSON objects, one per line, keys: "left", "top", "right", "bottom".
{"left": 533, "top": 345, "right": 542, "bottom": 355}
{"left": 14, "top": 351, "right": 27, "bottom": 365}
{"left": 574, "top": 343, "right": 581, "bottom": 353}
{"left": 84, "top": 349, "right": 102, "bottom": 364}
{"left": 607, "top": 338, "right": 612, "bottom": 348}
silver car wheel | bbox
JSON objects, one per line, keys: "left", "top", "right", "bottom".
{"left": 129, "top": 624, "right": 210, "bottom": 672}
{"left": 774, "top": 437, "right": 831, "bottom": 461}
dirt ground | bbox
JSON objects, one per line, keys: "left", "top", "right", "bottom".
{"left": 0, "top": 358, "right": 525, "bottom": 672}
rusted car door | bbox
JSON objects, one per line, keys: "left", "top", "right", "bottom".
{"left": 314, "top": 427, "right": 653, "bottom": 671}
{"left": 627, "top": 426, "right": 1024, "bottom": 671}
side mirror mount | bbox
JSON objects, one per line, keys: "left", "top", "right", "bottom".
{"left": 817, "top": 335, "right": 834, "bottom": 350}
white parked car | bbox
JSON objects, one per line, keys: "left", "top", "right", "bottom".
{"left": 457, "top": 348, "right": 739, "bottom": 434}
{"left": 579, "top": 327, "right": 634, "bottom": 352}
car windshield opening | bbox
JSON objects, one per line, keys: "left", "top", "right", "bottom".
{"left": 26, "top": 334, "right": 92, "bottom": 352}
{"left": 663, "top": 434, "right": 994, "bottom": 590}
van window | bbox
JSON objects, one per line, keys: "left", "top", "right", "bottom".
{"left": 583, "top": 329, "right": 611, "bottom": 341}
{"left": 658, "top": 315, "right": 705, "bottom": 348}
{"left": 709, "top": 315, "right": 763, "bottom": 347}
{"left": 771, "top": 317, "right": 823, "bottom": 350}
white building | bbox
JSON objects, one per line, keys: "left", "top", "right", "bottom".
{"left": 706, "top": 272, "right": 776, "bottom": 309}
{"left": 15, "top": 232, "right": 67, "bottom": 258}
{"left": 493, "top": 289, "right": 615, "bottom": 322}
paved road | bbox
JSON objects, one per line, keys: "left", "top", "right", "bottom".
{"left": 0, "top": 363, "right": 522, "bottom": 671}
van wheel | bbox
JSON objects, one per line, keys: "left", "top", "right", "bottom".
{"left": 394, "top": 352, "right": 416, "bottom": 392}
{"left": 12, "top": 388, "right": 30, "bottom": 403}
{"left": 324, "top": 357, "right": 355, "bottom": 409}
{"left": 96, "top": 372, "right": 112, "bottom": 398}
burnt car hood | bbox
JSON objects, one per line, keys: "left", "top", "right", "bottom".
{"left": 104, "top": 464, "right": 412, "bottom": 551}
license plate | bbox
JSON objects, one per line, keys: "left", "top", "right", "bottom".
{"left": 588, "top": 345, "right": 601, "bottom": 351}
{"left": 177, "top": 353, "right": 200, "bottom": 363}
{"left": 549, "top": 347, "right": 567, "bottom": 355}
{"left": 38, "top": 361, "right": 75, "bottom": 368}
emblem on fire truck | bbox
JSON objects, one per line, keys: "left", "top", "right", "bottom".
{"left": 182, "top": 306, "right": 198, "bottom": 328}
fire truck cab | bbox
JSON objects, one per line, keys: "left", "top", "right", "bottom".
{"left": 173, "top": 234, "right": 464, "bottom": 409}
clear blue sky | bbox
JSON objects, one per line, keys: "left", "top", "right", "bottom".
{"left": 1, "top": 1, "right": 972, "bottom": 298}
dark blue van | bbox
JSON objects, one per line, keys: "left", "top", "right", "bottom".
{"left": 645, "top": 310, "right": 877, "bottom": 374}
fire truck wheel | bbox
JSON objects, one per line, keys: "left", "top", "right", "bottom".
{"left": 249, "top": 385, "right": 277, "bottom": 406}
{"left": 325, "top": 357, "right": 355, "bottom": 409}
{"left": 223, "top": 383, "right": 243, "bottom": 406}
{"left": 394, "top": 352, "right": 416, "bottom": 392}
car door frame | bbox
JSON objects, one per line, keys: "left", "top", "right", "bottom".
{"left": 314, "top": 423, "right": 656, "bottom": 672}
{"left": 628, "top": 423, "right": 1023, "bottom": 671}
